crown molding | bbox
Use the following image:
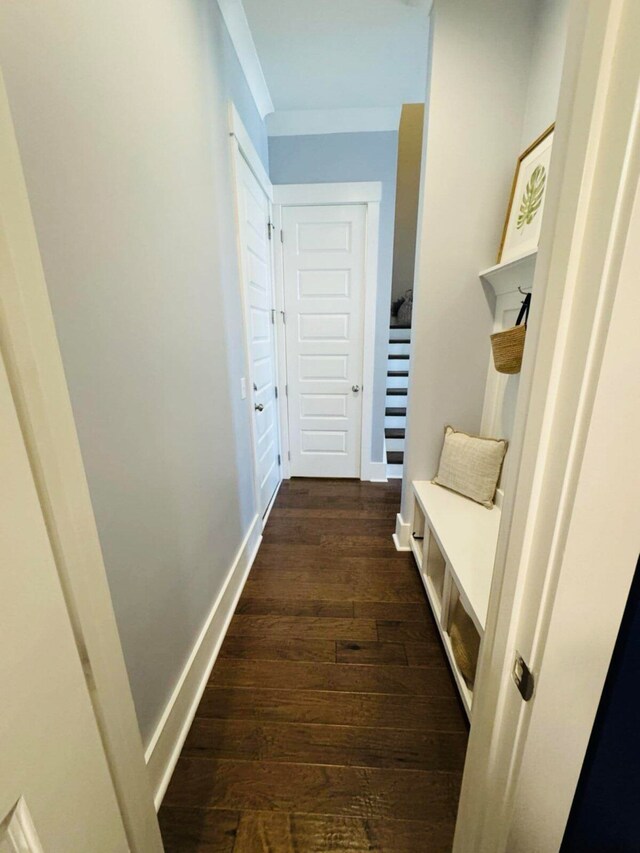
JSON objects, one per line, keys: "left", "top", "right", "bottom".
{"left": 266, "top": 107, "right": 402, "bottom": 137}
{"left": 216, "top": 0, "right": 274, "bottom": 119}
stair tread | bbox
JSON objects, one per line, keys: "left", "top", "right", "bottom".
{"left": 387, "top": 451, "right": 404, "bottom": 464}
{"left": 389, "top": 339, "right": 411, "bottom": 344}
{"left": 386, "top": 388, "right": 408, "bottom": 396}
{"left": 385, "top": 407, "right": 407, "bottom": 416}
{"left": 385, "top": 428, "right": 405, "bottom": 439}
{"left": 388, "top": 354, "right": 409, "bottom": 359}
{"left": 387, "top": 370, "right": 409, "bottom": 377}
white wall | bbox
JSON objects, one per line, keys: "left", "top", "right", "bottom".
{"left": 521, "top": 0, "right": 570, "bottom": 147}
{"left": 482, "top": 0, "right": 570, "bottom": 449}
{"left": 400, "top": 0, "right": 539, "bottom": 521}
{"left": 401, "top": 0, "right": 570, "bottom": 522}
{"left": 269, "top": 131, "right": 399, "bottom": 464}
{"left": 0, "top": 0, "right": 266, "bottom": 746}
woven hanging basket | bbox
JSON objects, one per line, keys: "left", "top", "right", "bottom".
{"left": 490, "top": 293, "right": 531, "bottom": 374}
{"left": 491, "top": 323, "right": 527, "bottom": 374}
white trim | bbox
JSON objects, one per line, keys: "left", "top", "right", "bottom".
{"left": 229, "top": 103, "right": 272, "bottom": 201}
{"left": 272, "top": 203, "right": 292, "bottom": 479}
{"left": 266, "top": 107, "right": 402, "bottom": 138}
{"left": 1, "top": 798, "right": 45, "bottom": 853}
{"left": 360, "top": 199, "right": 380, "bottom": 482}
{"left": 273, "top": 181, "right": 383, "bottom": 482}
{"left": 274, "top": 182, "right": 382, "bottom": 206}
{"left": 145, "top": 515, "right": 261, "bottom": 809}
{"left": 393, "top": 512, "right": 412, "bottom": 551}
{"left": 367, "top": 460, "right": 388, "bottom": 483}
{"left": 216, "top": 0, "right": 274, "bottom": 119}
{"left": 0, "top": 70, "right": 162, "bottom": 852}
{"left": 261, "top": 477, "right": 282, "bottom": 528}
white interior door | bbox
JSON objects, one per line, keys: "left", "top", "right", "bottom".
{"left": 0, "top": 351, "right": 128, "bottom": 852}
{"left": 235, "top": 154, "right": 281, "bottom": 517}
{"left": 282, "top": 203, "right": 366, "bottom": 478}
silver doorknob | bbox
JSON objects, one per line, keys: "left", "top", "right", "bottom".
{"left": 255, "top": 403, "right": 264, "bottom": 411}
{"left": 352, "top": 385, "right": 360, "bottom": 393}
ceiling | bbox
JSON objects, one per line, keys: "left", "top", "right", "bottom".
{"left": 241, "top": 0, "right": 431, "bottom": 113}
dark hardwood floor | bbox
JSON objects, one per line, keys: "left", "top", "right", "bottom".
{"left": 159, "top": 479, "right": 468, "bottom": 852}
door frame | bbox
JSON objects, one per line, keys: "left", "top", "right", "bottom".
{"left": 454, "top": 0, "right": 640, "bottom": 848}
{"left": 229, "top": 103, "right": 283, "bottom": 523}
{"left": 0, "top": 70, "right": 162, "bottom": 851}
{"left": 272, "top": 181, "right": 382, "bottom": 482}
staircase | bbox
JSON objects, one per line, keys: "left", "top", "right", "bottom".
{"left": 385, "top": 326, "right": 411, "bottom": 478}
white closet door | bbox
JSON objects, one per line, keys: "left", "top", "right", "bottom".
{"left": 0, "top": 351, "right": 128, "bottom": 852}
{"left": 235, "top": 155, "right": 281, "bottom": 516}
{"left": 282, "top": 204, "right": 366, "bottom": 478}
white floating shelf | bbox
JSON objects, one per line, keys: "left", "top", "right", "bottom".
{"left": 479, "top": 248, "right": 537, "bottom": 296}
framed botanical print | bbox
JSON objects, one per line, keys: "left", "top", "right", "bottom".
{"left": 498, "top": 124, "right": 555, "bottom": 264}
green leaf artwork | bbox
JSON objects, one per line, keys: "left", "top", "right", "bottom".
{"left": 516, "top": 164, "right": 546, "bottom": 231}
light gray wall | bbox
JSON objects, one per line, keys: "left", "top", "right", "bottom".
{"left": 401, "top": 0, "right": 540, "bottom": 520}
{"left": 0, "top": 0, "right": 266, "bottom": 745}
{"left": 269, "top": 131, "right": 399, "bottom": 464}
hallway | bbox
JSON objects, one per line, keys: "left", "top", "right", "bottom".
{"left": 159, "top": 479, "right": 468, "bottom": 851}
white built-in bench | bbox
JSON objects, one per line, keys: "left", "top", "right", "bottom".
{"left": 410, "top": 480, "right": 501, "bottom": 718}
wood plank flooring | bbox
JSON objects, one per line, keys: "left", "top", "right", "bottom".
{"left": 159, "top": 479, "right": 468, "bottom": 852}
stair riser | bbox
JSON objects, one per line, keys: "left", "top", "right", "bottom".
{"left": 386, "top": 375, "right": 409, "bottom": 389}
{"left": 386, "top": 463, "right": 404, "bottom": 478}
{"left": 388, "top": 342, "right": 411, "bottom": 357}
{"left": 386, "top": 437, "right": 405, "bottom": 452}
{"left": 386, "top": 394, "right": 408, "bottom": 409}
{"left": 387, "top": 357, "right": 409, "bottom": 372}
{"left": 385, "top": 415, "right": 406, "bottom": 429}
{"left": 389, "top": 327, "right": 412, "bottom": 342}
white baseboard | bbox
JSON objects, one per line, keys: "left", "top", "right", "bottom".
{"left": 364, "top": 460, "right": 388, "bottom": 482}
{"left": 261, "top": 478, "right": 282, "bottom": 528}
{"left": 392, "top": 512, "right": 411, "bottom": 551}
{"left": 145, "top": 514, "right": 262, "bottom": 809}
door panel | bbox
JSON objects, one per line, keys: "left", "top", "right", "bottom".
{"left": 283, "top": 204, "right": 366, "bottom": 478}
{"left": 235, "top": 155, "right": 281, "bottom": 516}
{"left": 0, "top": 352, "right": 128, "bottom": 851}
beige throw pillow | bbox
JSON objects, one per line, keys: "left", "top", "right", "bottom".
{"left": 433, "top": 426, "right": 507, "bottom": 508}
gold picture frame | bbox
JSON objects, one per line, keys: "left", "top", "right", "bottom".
{"left": 497, "top": 123, "right": 555, "bottom": 264}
